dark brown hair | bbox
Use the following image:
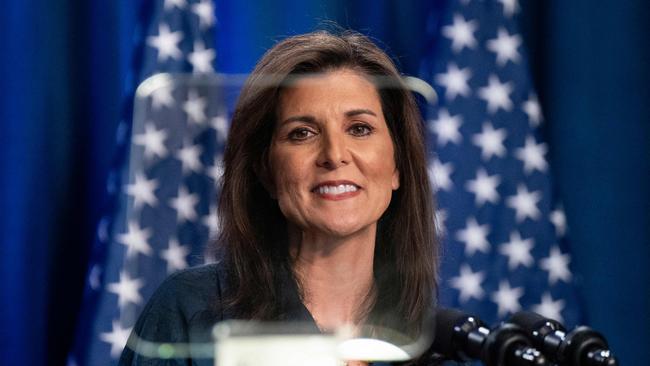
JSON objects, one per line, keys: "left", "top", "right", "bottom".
{"left": 216, "top": 30, "right": 438, "bottom": 331}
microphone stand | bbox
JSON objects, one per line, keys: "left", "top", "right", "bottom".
{"left": 430, "top": 308, "right": 547, "bottom": 366}
{"left": 509, "top": 311, "right": 618, "bottom": 366}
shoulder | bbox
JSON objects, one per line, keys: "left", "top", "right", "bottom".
{"left": 119, "top": 262, "right": 227, "bottom": 365}
{"left": 144, "top": 262, "right": 225, "bottom": 317}
{"left": 154, "top": 262, "right": 224, "bottom": 302}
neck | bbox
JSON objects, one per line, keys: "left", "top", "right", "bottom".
{"left": 290, "top": 226, "right": 376, "bottom": 330}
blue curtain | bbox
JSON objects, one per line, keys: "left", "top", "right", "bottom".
{"left": 0, "top": 1, "right": 647, "bottom": 365}
{"left": 534, "top": 0, "right": 650, "bottom": 361}
{"left": 0, "top": 1, "right": 141, "bottom": 364}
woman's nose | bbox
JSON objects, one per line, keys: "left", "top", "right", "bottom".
{"left": 316, "top": 130, "right": 350, "bottom": 169}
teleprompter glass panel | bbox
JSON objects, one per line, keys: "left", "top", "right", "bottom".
{"left": 119, "top": 72, "right": 438, "bottom": 365}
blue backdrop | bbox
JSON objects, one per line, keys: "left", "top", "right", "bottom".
{"left": 0, "top": 1, "right": 648, "bottom": 365}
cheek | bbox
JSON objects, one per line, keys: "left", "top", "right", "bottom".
{"left": 371, "top": 144, "right": 398, "bottom": 189}
{"left": 274, "top": 173, "right": 312, "bottom": 228}
{"left": 272, "top": 156, "right": 304, "bottom": 192}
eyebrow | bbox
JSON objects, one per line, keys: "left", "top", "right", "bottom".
{"left": 280, "top": 115, "right": 317, "bottom": 125}
{"left": 280, "top": 109, "right": 378, "bottom": 126}
{"left": 345, "top": 109, "right": 377, "bottom": 118}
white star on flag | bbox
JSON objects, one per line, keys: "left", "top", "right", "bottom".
{"left": 478, "top": 74, "right": 513, "bottom": 114}
{"left": 435, "top": 63, "right": 472, "bottom": 100}
{"left": 117, "top": 221, "right": 153, "bottom": 258}
{"left": 188, "top": 41, "right": 215, "bottom": 73}
{"left": 146, "top": 23, "right": 184, "bottom": 62}
{"left": 540, "top": 246, "right": 572, "bottom": 284}
{"left": 550, "top": 207, "right": 567, "bottom": 237}
{"left": 522, "top": 93, "right": 543, "bottom": 127}
{"left": 491, "top": 280, "right": 524, "bottom": 317}
{"left": 428, "top": 158, "right": 454, "bottom": 192}
{"left": 486, "top": 27, "right": 522, "bottom": 66}
{"left": 183, "top": 90, "right": 207, "bottom": 124}
{"left": 211, "top": 114, "right": 229, "bottom": 141}
{"left": 202, "top": 205, "right": 220, "bottom": 236}
{"left": 169, "top": 186, "right": 199, "bottom": 223}
{"left": 450, "top": 264, "right": 485, "bottom": 302}
{"left": 506, "top": 184, "right": 542, "bottom": 222}
{"left": 498, "top": 0, "right": 520, "bottom": 17}
{"left": 192, "top": 0, "right": 216, "bottom": 29}
{"left": 533, "top": 293, "right": 565, "bottom": 323}
{"left": 176, "top": 142, "right": 203, "bottom": 174}
{"left": 472, "top": 122, "right": 507, "bottom": 160}
{"left": 465, "top": 168, "right": 501, "bottom": 205}
{"left": 455, "top": 217, "right": 491, "bottom": 256}
{"left": 207, "top": 156, "right": 224, "bottom": 184}
{"left": 160, "top": 238, "right": 190, "bottom": 273}
{"left": 133, "top": 122, "right": 168, "bottom": 160}
{"left": 515, "top": 136, "right": 548, "bottom": 174}
{"left": 107, "top": 271, "right": 144, "bottom": 309}
{"left": 88, "top": 265, "right": 102, "bottom": 291}
{"left": 99, "top": 320, "right": 133, "bottom": 358}
{"left": 150, "top": 85, "right": 175, "bottom": 110}
{"left": 164, "top": 0, "right": 186, "bottom": 10}
{"left": 97, "top": 216, "right": 110, "bottom": 243}
{"left": 126, "top": 172, "right": 159, "bottom": 210}
{"left": 499, "top": 231, "right": 534, "bottom": 270}
{"left": 429, "top": 108, "right": 463, "bottom": 146}
{"left": 442, "top": 14, "right": 478, "bottom": 53}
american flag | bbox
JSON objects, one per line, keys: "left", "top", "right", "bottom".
{"left": 420, "top": 0, "right": 583, "bottom": 327}
{"left": 68, "top": 0, "right": 222, "bottom": 364}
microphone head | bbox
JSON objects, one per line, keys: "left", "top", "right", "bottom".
{"left": 431, "top": 308, "right": 466, "bottom": 356}
{"left": 563, "top": 326, "right": 616, "bottom": 366}
{"left": 510, "top": 311, "right": 565, "bottom": 333}
{"left": 431, "top": 307, "right": 485, "bottom": 360}
{"left": 511, "top": 313, "right": 618, "bottom": 366}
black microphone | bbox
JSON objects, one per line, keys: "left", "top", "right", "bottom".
{"left": 509, "top": 311, "right": 618, "bottom": 366}
{"left": 431, "top": 307, "right": 547, "bottom": 366}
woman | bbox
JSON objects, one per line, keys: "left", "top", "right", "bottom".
{"left": 120, "top": 30, "right": 438, "bottom": 365}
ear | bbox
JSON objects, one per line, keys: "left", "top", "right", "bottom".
{"left": 391, "top": 168, "right": 400, "bottom": 190}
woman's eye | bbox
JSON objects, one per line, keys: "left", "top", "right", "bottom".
{"left": 349, "top": 123, "right": 373, "bottom": 137}
{"left": 288, "top": 128, "right": 315, "bottom": 141}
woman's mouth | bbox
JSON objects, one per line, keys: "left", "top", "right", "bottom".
{"left": 311, "top": 181, "right": 361, "bottom": 200}
{"left": 315, "top": 184, "right": 358, "bottom": 195}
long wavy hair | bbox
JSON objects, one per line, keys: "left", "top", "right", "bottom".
{"left": 216, "top": 30, "right": 438, "bottom": 332}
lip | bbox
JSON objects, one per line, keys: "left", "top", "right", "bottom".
{"left": 311, "top": 180, "right": 362, "bottom": 201}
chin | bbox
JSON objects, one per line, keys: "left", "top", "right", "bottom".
{"left": 315, "top": 218, "right": 376, "bottom": 239}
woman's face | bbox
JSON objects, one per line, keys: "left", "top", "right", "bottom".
{"left": 269, "top": 68, "right": 399, "bottom": 239}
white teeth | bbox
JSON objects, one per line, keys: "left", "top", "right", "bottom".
{"left": 317, "top": 184, "right": 358, "bottom": 195}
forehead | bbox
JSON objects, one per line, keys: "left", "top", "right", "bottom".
{"left": 277, "top": 69, "right": 383, "bottom": 116}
